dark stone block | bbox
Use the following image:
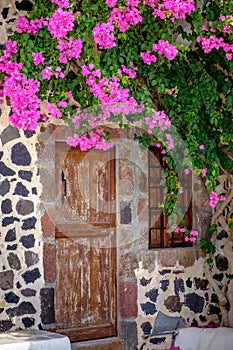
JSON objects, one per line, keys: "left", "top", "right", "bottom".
{"left": 16, "top": 282, "right": 21, "bottom": 289}
{"left": 16, "top": 199, "right": 34, "bottom": 215}
{"left": 208, "top": 304, "right": 221, "bottom": 316}
{"left": 141, "top": 322, "right": 152, "bottom": 337}
{"left": 0, "top": 320, "right": 13, "bottom": 332}
{"left": 174, "top": 278, "right": 185, "bottom": 295}
{"left": 186, "top": 278, "right": 192, "bottom": 288}
{"left": 0, "top": 125, "right": 20, "bottom": 145}
{"left": 7, "top": 244, "right": 17, "bottom": 250}
{"left": 191, "top": 319, "right": 198, "bottom": 327}
{"left": 20, "top": 234, "right": 35, "bottom": 249}
{"left": 164, "top": 295, "right": 182, "bottom": 312}
{"left": 24, "top": 130, "right": 35, "bottom": 138}
{"left": 15, "top": 0, "right": 33, "bottom": 11}
{"left": 119, "top": 320, "right": 138, "bottom": 350}
{"left": 2, "top": 216, "right": 20, "bottom": 227}
{"left": 22, "top": 217, "right": 36, "bottom": 230}
{"left": 6, "top": 302, "right": 36, "bottom": 317}
{"left": 22, "top": 268, "right": 41, "bottom": 284}
{"left": 11, "top": 142, "right": 31, "bottom": 166}
{"left": 22, "top": 317, "right": 35, "bottom": 328}
{"left": 213, "top": 273, "right": 224, "bottom": 281}
{"left": 5, "top": 228, "right": 16, "bottom": 242}
{"left": 149, "top": 337, "right": 166, "bottom": 345}
{"left": 120, "top": 202, "right": 132, "bottom": 224}
{"left": 5, "top": 291, "right": 20, "bottom": 304}
{"left": 160, "top": 280, "right": 169, "bottom": 292}
{"left": 141, "top": 302, "right": 156, "bottom": 315}
{"left": 0, "top": 179, "right": 10, "bottom": 196}
{"left": 0, "top": 162, "right": 15, "bottom": 176}
{"left": 40, "top": 288, "right": 55, "bottom": 325}
{"left": 151, "top": 311, "right": 186, "bottom": 336}
{"left": 194, "top": 277, "right": 209, "bottom": 290}
{"left": 21, "top": 288, "right": 36, "bottom": 297}
{"left": 14, "top": 182, "right": 29, "bottom": 197}
{"left": 159, "top": 269, "right": 171, "bottom": 275}
{"left": 1, "top": 199, "right": 12, "bottom": 214}
{"left": 0, "top": 151, "right": 3, "bottom": 160}
{"left": 217, "top": 230, "right": 228, "bottom": 240}
{"left": 25, "top": 251, "right": 39, "bottom": 267}
{"left": 1, "top": 8, "right": 9, "bottom": 19}
{"left": 145, "top": 288, "right": 158, "bottom": 303}
{"left": 140, "top": 277, "right": 152, "bottom": 287}
{"left": 32, "top": 187, "right": 37, "bottom": 195}
{"left": 199, "top": 315, "right": 207, "bottom": 322}
{"left": 7, "top": 253, "right": 21, "bottom": 270}
{"left": 18, "top": 170, "right": 33, "bottom": 182}
{"left": 215, "top": 254, "right": 229, "bottom": 271}
{"left": 211, "top": 293, "right": 219, "bottom": 304}
{"left": 185, "top": 293, "right": 204, "bottom": 313}
{"left": 0, "top": 270, "right": 14, "bottom": 290}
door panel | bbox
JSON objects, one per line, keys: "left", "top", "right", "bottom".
{"left": 55, "top": 143, "right": 116, "bottom": 342}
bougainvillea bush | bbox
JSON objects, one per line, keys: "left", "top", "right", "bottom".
{"left": 0, "top": 0, "right": 232, "bottom": 242}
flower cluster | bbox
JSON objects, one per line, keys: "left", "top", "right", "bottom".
{"left": 5, "top": 73, "right": 41, "bottom": 130}
{"left": 209, "top": 191, "right": 226, "bottom": 209}
{"left": 185, "top": 230, "right": 198, "bottom": 242}
{"left": 147, "top": 0, "right": 195, "bottom": 21}
{"left": 118, "top": 62, "right": 138, "bottom": 78}
{"left": 152, "top": 40, "right": 178, "bottom": 60}
{"left": 32, "top": 52, "right": 44, "bottom": 66}
{"left": 81, "top": 64, "right": 137, "bottom": 106}
{"left": 145, "top": 110, "right": 172, "bottom": 134}
{"left": 140, "top": 50, "right": 157, "bottom": 65}
{"left": 46, "top": 103, "right": 62, "bottom": 118}
{"left": 16, "top": 16, "right": 44, "bottom": 35}
{"left": 52, "top": 0, "right": 70, "bottom": 8}
{"left": 109, "top": 6, "right": 142, "bottom": 32}
{"left": 197, "top": 36, "right": 233, "bottom": 60}
{"left": 47, "top": 8, "right": 74, "bottom": 39}
{"left": 67, "top": 130, "right": 114, "bottom": 151}
{"left": 57, "top": 37, "right": 83, "bottom": 63}
{"left": 92, "top": 22, "right": 116, "bottom": 49}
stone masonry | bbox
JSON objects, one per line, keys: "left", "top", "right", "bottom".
{"left": 0, "top": 2, "right": 233, "bottom": 350}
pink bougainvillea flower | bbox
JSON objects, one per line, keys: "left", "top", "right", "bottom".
{"left": 92, "top": 22, "right": 116, "bottom": 49}
{"left": 152, "top": 40, "right": 178, "bottom": 60}
{"left": 202, "top": 168, "right": 207, "bottom": 177}
{"left": 106, "top": 0, "right": 117, "bottom": 7}
{"left": 184, "top": 168, "right": 190, "bottom": 175}
{"left": 219, "top": 195, "right": 226, "bottom": 201}
{"left": 47, "top": 8, "right": 74, "bottom": 39}
{"left": 140, "top": 50, "right": 157, "bottom": 65}
{"left": 41, "top": 66, "right": 52, "bottom": 80}
{"left": 209, "top": 191, "right": 219, "bottom": 208}
{"left": 46, "top": 103, "right": 62, "bottom": 118}
{"left": 199, "top": 144, "right": 205, "bottom": 150}
{"left": 52, "top": 0, "right": 70, "bottom": 8}
{"left": 32, "top": 52, "right": 44, "bottom": 66}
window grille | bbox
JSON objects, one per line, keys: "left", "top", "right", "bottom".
{"left": 148, "top": 146, "right": 192, "bottom": 248}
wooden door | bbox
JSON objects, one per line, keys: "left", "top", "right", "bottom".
{"left": 55, "top": 143, "right": 117, "bottom": 342}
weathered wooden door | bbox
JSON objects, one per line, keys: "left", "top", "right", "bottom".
{"left": 55, "top": 142, "right": 117, "bottom": 342}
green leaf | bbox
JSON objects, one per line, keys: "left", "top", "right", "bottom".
{"left": 207, "top": 224, "right": 217, "bottom": 235}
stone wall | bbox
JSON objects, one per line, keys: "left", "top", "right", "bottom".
{"left": 0, "top": 2, "right": 233, "bottom": 350}
{"left": 116, "top": 129, "right": 233, "bottom": 350}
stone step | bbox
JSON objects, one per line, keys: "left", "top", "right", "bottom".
{"left": 71, "top": 337, "right": 124, "bottom": 350}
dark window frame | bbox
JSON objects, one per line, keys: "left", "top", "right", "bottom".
{"left": 148, "top": 146, "right": 193, "bottom": 249}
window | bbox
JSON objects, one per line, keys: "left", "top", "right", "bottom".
{"left": 148, "top": 146, "right": 192, "bottom": 248}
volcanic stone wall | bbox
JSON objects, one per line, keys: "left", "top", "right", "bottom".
{"left": 0, "top": 3, "right": 233, "bottom": 350}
